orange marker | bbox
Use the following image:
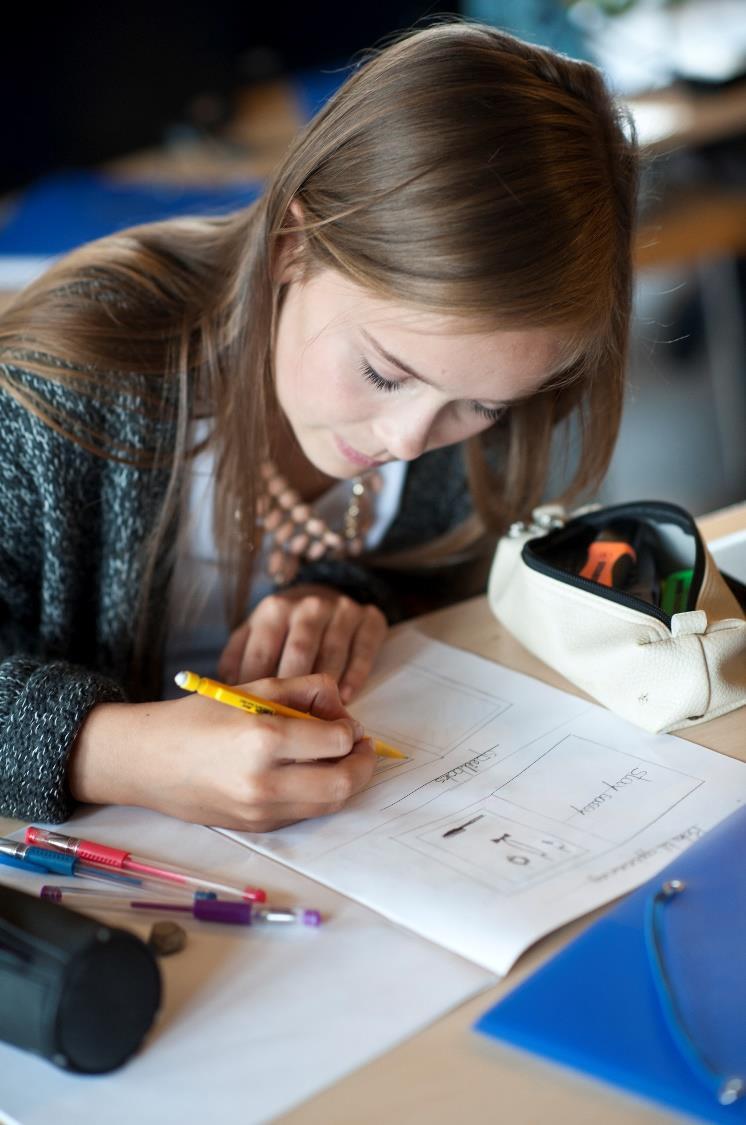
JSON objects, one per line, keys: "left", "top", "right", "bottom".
{"left": 579, "top": 529, "right": 637, "bottom": 588}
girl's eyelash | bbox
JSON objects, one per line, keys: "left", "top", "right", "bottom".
{"left": 359, "top": 359, "right": 400, "bottom": 393}
{"left": 471, "top": 402, "right": 506, "bottom": 423}
{"left": 359, "top": 358, "right": 505, "bottom": 422}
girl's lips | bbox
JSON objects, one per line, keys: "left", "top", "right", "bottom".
{"left": 334, "top": 434, "right": 385, "bottom": 469}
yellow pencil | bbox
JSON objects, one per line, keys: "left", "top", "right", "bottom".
{"left": 174, "top": 671, "right": 407, "bottom": 761}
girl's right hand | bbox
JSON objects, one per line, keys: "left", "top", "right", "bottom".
{"left": 68, "top": 674, "right": 376, "bottom": 832}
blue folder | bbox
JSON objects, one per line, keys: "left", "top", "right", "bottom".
{"left": 475, "top": 805, "right": 746, "bottom": 1124}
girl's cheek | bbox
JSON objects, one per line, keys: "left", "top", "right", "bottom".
{"left": 440, "top": 413, "right": 486, "bottom": 446}
{"left": 427, "top": 415, "right": 493, "bottom": 455}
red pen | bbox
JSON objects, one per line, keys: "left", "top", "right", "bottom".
{"left": 25, "top": 827, "right": 266, "bottom": 903}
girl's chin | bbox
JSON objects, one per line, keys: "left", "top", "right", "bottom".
{"left": 300, "top": 437, "right": 352, "bottom": 483}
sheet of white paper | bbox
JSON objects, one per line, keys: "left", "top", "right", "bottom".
{"left": 220, "top": 630, "right": 746, "bottom": 977}
{"left": 0, "top": 805, "right": 492, "bottom": 1125}
{"left": 710, "top": 527, "right": 746, "bottom": 583}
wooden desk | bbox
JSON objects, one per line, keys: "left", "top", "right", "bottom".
{"left": 1, "top": 505, "right": 743, "bottom": 1123}
{"left": 628, "top": 80, "right": 746, "bottom": 269}
{"left": 277, "top": 502, "right": 746, "bottom": 1125}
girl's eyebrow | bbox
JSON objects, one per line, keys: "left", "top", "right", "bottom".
{"left": 360, "top": 328, "right": 436, "bottom": 386}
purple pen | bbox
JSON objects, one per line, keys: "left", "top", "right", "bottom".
{"left": 40, "top": 886, "right": 322, "bottom": 927}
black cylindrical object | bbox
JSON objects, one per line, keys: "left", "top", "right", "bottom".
{"left": 0, "top": 883, "right": 162, "bottom": 1073}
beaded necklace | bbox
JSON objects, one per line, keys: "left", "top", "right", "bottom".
{"left": 256, "top": 461, "right": 384, "bottom": 584}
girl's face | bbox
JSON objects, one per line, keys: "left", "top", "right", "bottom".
{"left": 273, "top": 267, "right": 569, "bottom": 479}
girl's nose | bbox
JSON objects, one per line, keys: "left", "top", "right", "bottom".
{"left": 374, "top": 409, "right": 434, "bottom": 462}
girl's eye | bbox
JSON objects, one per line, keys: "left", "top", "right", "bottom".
{"left": 470, "top": 402, "right": 506, "bottom": 423}
{"left": 360, "top": 356, "right": 505, "bottom": 423}
{"left": 359, "top": 359, "right": 400, "bottom": 393}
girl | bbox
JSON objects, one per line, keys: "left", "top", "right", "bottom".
{"left": 0, "top": 22, "right": 637, "bottom": 829}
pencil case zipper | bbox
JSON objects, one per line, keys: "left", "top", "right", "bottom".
{"left": 519, "top": 501, "right": 706, "bottom": 629}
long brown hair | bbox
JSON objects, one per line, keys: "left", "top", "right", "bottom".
{"left": 0, "top": 21, "right": 637, "bottom": 680}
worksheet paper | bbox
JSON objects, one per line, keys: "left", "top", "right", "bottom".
{"left": 0, "top": 805, "right": 491, "bottom": 1125}
{"left": 220, "top": 630, "right": 746, "bottom": 977}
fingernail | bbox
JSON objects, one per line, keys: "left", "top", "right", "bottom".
{"left": 353, "top": 721, "right": 365, "bottom": 741}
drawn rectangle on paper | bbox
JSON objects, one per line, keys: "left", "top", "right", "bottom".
{"left": 354, "top": 665, "right": 509, "bottom": 755}
{"left": 496, "top": 735, "right": 702, "bottom": 843}
{"left": 394, "top": 808, "right": 586, "bottom": 892}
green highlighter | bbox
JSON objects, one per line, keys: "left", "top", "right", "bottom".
{"left": 659, "top": 568, "right": 694, "bottom": 616}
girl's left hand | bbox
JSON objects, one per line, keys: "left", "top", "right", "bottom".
{"left": 217, "top": 585, "right": 388, "bottom": 703}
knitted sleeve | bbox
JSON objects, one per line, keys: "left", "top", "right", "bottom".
{"left": 0, "top": 657, "right": 125, "bottom": 822}
{"left": 0, "top": 365, "right": 165, "bottom": 822}
{"left": 290, "top": 556, "right": 411, "bottom": 623}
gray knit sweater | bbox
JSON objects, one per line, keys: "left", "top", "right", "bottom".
{"left": 0, "top": 364, "right": 477, "bottom": 823}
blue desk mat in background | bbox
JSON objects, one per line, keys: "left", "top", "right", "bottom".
{"left": 0, "top": 172, "right": 262, "bottom": 258}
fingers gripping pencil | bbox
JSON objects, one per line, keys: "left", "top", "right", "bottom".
{"left": 174, "top": 671, "right": 407, "bottom": 761}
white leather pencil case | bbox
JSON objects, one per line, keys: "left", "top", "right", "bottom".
{"left": 488, "top": 500, "right": 746, "bottom": 734}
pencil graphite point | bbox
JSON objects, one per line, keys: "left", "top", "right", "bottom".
{"left": 373, "top": 739, "right": 408, "bottom": 761}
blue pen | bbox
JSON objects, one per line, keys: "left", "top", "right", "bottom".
{"left": 0, "top": 838, "right": 142, "bottom": 887}
{"left": 0, "top": 853, "right": 50, "bottom": 875}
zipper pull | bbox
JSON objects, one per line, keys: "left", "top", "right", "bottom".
{"left": 532, "top": 505, "right": 566, "bottom": 531}
{"left": 512, "top": 503, "right": 567, "bottom": 537}
{"left": 508, "top": 504, "right": 569, "bottom": 540}
{"left": 671, "top": 610, "right": 707, "bottom": 637}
